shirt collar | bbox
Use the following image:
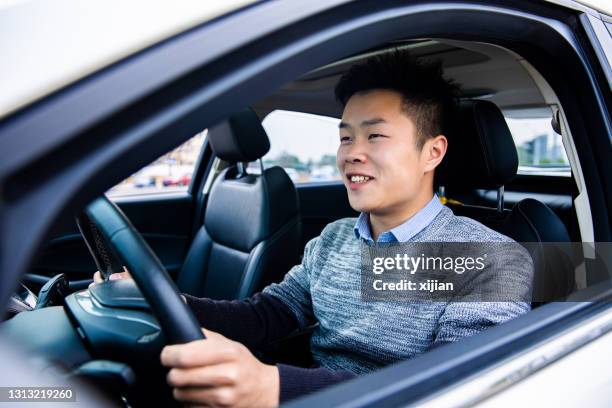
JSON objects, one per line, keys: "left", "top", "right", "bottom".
{"left": 354, "top": 194, "right": 444, "bottom": 243}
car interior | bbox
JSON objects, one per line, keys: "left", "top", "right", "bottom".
{"left": 3, "top": 36, "right": 604, "bottom": 405}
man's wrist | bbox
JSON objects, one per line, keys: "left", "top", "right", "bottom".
{"left": 261, "top": 364, "right": 280, "bottom": 407}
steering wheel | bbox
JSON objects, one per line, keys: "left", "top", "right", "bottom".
{"left": 75, "top": 195, "right": 204, "bottom": 344}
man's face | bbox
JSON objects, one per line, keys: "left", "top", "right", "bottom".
{"left": 337, "top": 89, "right": 430, "bottom": 215}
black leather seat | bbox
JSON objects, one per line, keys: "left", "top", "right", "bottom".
{"left": 500, "top": 198, "right": 575, "bottom": 304}
{"left": 175, "top": 109, "right": 301, "bottom": 300}
{"left": 436, "top": 100, "right": 575, "bottom": 304}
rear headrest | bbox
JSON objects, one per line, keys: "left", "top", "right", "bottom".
{"left": 436, "top": 100, "right": 518, "bottom": 189}
{"left": 208, "top": 108, "right": 270, "bottom": 163}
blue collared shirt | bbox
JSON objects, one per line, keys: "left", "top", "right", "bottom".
{"left": 354, "top": 194, "right": 444, "bottom": 243}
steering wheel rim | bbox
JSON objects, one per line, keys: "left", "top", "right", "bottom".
{"left": 76, "top": 211, "right": 124, "bottom": 281}
{"left": 79, "top": 195, "right": 204, "bottom": 344}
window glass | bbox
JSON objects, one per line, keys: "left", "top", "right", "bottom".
{"left": 260, "top": 110, "right": 342, "bottom": 183}
{"left": 258, "top": 108, "right": 571, "bottom": 181}
{"left": 107, "top": 131, "right": 206, "bottom": 197}
{"left": 503, "top": 107, "right": 571, "bottom": 176}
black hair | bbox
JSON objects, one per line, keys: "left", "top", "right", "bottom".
{"left": 334, "top": 49, "right": 459, "bottom": 149}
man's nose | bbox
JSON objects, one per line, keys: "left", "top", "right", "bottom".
{"left": 344, "top": 141, "right": 368, "bottom": 163}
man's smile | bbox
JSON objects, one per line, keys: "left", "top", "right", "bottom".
{"left": 346, "top": 172, "right": 376, "bottom": 189}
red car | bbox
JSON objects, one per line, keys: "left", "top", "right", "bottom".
{"left": 162, "top": 174, "right": 191, "bottom": 186}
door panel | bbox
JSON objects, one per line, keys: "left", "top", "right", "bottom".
{"left": 26, "top": 194, "right": 195, "bottom": 292}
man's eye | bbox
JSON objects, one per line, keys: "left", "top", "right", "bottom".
{"left": 340, "top": 136, "right": 351, "bottom": 142}
{"left": 369, "top": 134, "right": 385, "bottom": 139}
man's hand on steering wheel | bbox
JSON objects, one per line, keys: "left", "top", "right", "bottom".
{"left": 91, "top": 269, "right": 187, "bottom": 304}
{"left": 91, "top": 269, "right": 132, "bottom": 286}
{"left": 161, "top": 328, "right": 280, "bottom": 408}
{"left": 90, "top": 270, "right": 280, "bottom": 407}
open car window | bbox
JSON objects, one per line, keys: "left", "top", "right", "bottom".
{"left": 107, "top": 131, "right": 206, "bottom": 197}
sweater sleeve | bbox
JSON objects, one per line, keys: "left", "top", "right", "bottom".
{"left": 184, "top": 234, "right": 347, "bottom": 402}
{"left": 185, "top": 292, "right": 356, "bottom": 403}
{"left": 182, "top": 235, "right": 321, "bottom": 347}
{"left": 277, "top": 364, "right": 357, "bottom": 402}
{"left": 183, "top": 291, "right": 300, "bottom": 350}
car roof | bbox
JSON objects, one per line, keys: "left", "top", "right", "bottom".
{"left": 253, "top": 39, "right": 551, "bottom": 119}
{"left": 0, "top": 0, "right": 255, "bottom": 120}
{"left": 0, "top": 0, "right": 608, "bottom": 121}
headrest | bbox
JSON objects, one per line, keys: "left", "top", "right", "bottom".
{"left": 436, "top": 100, "right": 518, "bottom": 189}
{"left": 207, "top": 108, "right": 270, "bottom": 163}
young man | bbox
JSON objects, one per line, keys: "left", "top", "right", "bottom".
{"left": 94, "top": 51, "right": 533, "bottom": 407}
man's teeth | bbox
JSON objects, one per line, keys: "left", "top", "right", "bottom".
{"left": 350, "top": 175, "right": 371, "bottom": 183}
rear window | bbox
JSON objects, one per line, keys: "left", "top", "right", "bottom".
{"left": 503, "top": 107, "right": 571, "bottom": 177}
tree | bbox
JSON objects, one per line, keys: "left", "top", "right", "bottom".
{"left": 274, "top": 151, "right": 302, "bottom": 168}
{"left": 317, "top": 154, "right": 337, "bottom": 167}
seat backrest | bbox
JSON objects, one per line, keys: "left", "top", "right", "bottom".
{"left": 437, "top": 100, "right": 575, "bottom": 304}
{"left": 499, "top": 198, "right": 575, "bottom": 303}
{"left": 177, "top": 109, "right": 301, "bottom": 299}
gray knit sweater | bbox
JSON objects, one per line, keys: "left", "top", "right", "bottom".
{"left": 263, "top": 205, "right": 533, "bottom": 374}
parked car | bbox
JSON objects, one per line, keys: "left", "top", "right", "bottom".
{"left": 162, "top": 174, "right": 191, "bottom": 187}
{"left": 133, "top": 175, "right": 156, "bottom": 188}
{"left": 0, "top": 0, "right": 610, "bottom": 407}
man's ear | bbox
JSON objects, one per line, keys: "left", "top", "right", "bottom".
{"left": 422, "top": 135, "right": 447, "bottom": 173}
